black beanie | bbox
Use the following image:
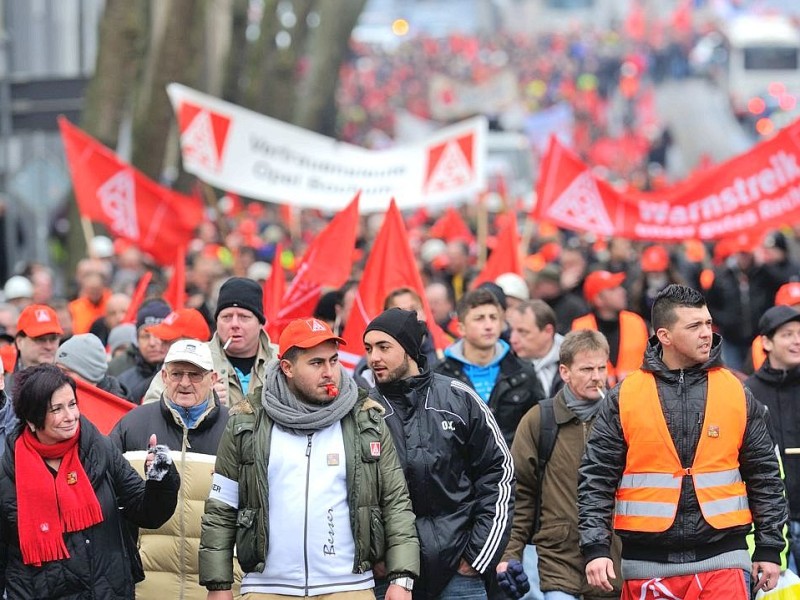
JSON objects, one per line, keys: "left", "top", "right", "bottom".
{"left": 215, "top": 277, "right": 265, "bottom": 324}
{"left": 364, "top": 308, "right": 426, "bottom": 364}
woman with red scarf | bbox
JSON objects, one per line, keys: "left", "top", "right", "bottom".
{"left": 0, "top": 364, "right": 180, "bottom": 599}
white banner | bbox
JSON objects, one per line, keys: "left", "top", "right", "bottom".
{"left": 167, "top": 84, "right": 488, "bottom": 213}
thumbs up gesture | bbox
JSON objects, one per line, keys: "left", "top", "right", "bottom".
{"left": 144, "top": 433, "right": 173, "bottom": 481}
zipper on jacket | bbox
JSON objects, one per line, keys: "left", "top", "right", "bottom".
{"left": 303, "top": 433, "right": 313, "bottom": 596}
{"left": 678, "top": 369, "right": 684, "bottom": 396}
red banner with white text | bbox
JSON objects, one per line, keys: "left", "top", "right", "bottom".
{"left": 535, "top": 120, "right": 800, "bottom": 241}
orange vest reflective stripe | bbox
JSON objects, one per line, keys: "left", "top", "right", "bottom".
{"left": 571, "top": 311, "right": 648, "bottom": 383}
{"left": 752, "top": 336, "right": 766, "bottom": 371}
{"left": 615, "top": 369, "right": 752, "bottom": 532}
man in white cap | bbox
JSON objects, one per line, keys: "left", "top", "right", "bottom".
{"left": 111, "top": 338, "right": 232, "bottom": 599}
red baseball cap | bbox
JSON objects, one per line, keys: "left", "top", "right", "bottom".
{"left": 776, "top": 282, "right": 800, "bottom": 307}
{"left": 278, "top": 318, "right": 346, "bottom": 358}
{"left": 146, "top": 308, "right": 211, "bottom": 342}
{"left": 641, "top": 245, "right": 669, "bottom": 273}
{"left": 17, "top": 304, "right": 63, "bottom": 338}
{"left": 584, "top": 270, "right": 626, "bottom": 304}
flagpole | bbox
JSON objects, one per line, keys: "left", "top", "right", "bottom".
{"left": 80, "top": 217, "right": 96, "bottom": 258}
{"left": 477, "top": 193, "right": 488, "bottom": 269}
{"left": 201, "top": 182, "right": 230, "bottom": 238}
{"left": 520, "top": 213, "right": 536, "bottom": 266}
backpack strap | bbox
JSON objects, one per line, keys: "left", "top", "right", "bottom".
{"left": 533, "top": 397, "right": 558, "bottom": 534}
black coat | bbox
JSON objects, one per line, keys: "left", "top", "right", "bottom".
{"left": 746, "top": 362, "right": 800, "bottom": 520}
{"left": 369, "top": 369, "right": 514, "bottom": 599}
{"left": 0, "top": 417, "right": 180, "bottom": 599}
{"left": 109, "top": 393, "right": 229, "bottom": 456}
{"left": 578, "top": 335, "right": 787, "bottom": 567}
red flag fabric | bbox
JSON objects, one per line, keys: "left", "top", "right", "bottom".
{"left": 339, "top": 200, "right": 449, "bottom": 371}
{"left": 271, "top": 194, "right": 360, "bottom": 337}
{"left": 121, "top": 271, "right": 153, "bottom": 324}
{"left": 75, "top": 378, "right": 133, "bottom": 435}
{"left": 429, "top": 207, "right": 475, "bottom": 244}
{"left": 534, "top": 121, "right": 800, "bottom": 241}
{"left": 58, "top": 117, "right": 204, "bottom": 266}
{"left": 163, "top": 246, "right": 186, "bottom": 311}
{"left": 471, "top": 212, "right": 522, "bottom": 288}
{"left": 265, "top": 244, "right": 286, "bottom": 340}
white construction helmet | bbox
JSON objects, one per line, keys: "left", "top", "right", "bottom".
{"left": 3, "top": 275, "right": 33, "bottom": 301}
{"left": 495, "top": 272, "right": 530, "bottom": 301}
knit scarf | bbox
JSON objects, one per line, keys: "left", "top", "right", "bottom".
{"left": 563, "top": 383, "right": 604, "bottom": 423}
{"left": 14, "top": 423, "right": 104, "bottom": 566}
{"left": 262, "top": 360, "right": 359, "bottom": 435}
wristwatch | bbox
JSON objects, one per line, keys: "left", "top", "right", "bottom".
{"left": 390, "top": 576, "right": 414, "bottom": 591}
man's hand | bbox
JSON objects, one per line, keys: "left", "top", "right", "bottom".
{"left": 206, "top": 590, "right": 233, "bottom": 600}
{"left": 496, "top": 560, "right": 530, "bottom": 599}
{"left": 751, "top": 561, "right": 781, "bottom": 593}
{"left": 213, "top": 380, "right": 229, "bottom": 407}
{"left": 385, "top": 583, "right": 412, "bottom": 600}
{"left": 457, "top": 558, "right": 479, "bottom": 576}
{"left": 585, "top": 557, "right": 615, "bottom": 592}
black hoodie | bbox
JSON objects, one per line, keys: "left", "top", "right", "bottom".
{"left": 746, "top": 361, "right": 800, "bottom": 520}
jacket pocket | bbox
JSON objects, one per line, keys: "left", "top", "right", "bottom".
{"left": 369, "top": 506, "right": 386, "bottom": 562}
{"left": 532, "top": 520, "right": 572, "bottom": 548}
{"left": 235, "top": 507, "right": 261, "bottom": 572}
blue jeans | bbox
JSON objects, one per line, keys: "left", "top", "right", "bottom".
{"left": 438, "top": 573, "right": 487, "bottom": 600}
{"left": 543, "top": 592, "right": 578, "bottom": 600}
{"left": 789, "top": 519, "right": 800, "bottom": 575}
{"left": 520, "top": 545, "right": 544, "bottom": 600}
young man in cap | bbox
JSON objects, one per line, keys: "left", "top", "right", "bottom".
{"left": 210, "top": 277, "right": 276, "bottom": 409}
{"left": 578, "top": 285, "right": 787, "bottom": 598}
{"left": 435, "top": 287, "right": 543, "bottom": 446}
{"left": 364, "top": 307, "right": 514, "bottom": 600}
{"left": 200, "top": 317, "right": 419, "bottom": 599}
{"left": 112, "top": 339, "right": 231, "bottom": 599}
{"left": 571, "top": 270, "right": 649, "bottom": 386}
{"left": 746, "top": 305, "right": 800, "bottom": 575}
{"left": 12, "top": 303, "right": 64, "bottom": 374}
{"left": 118, "top": 299, "right": 172, "bottom": 404}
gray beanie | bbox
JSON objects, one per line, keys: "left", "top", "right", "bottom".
{"left": 108, "top": 323, "right": 137, "bottom": 354}
{"left": 56, "top": 333, "right": 108, "bottom": 384}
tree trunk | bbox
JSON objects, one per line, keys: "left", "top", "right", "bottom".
{"left": 131, "top": 0, "right": 204, "bottom": 180}
{"left": 80, "top": 0, "right": 146, "bottom": 146}
{"left": 222, "top": 0, "right": 249, "bottom": 103}
{"left": 293, "top": 0, "right": 367, "bottom": 135}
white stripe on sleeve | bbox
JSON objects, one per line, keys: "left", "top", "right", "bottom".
{"left": 209, "top": 473, "right": 239, "bottom": 509}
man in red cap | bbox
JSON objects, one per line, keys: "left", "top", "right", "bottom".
{"left": 572, "top": 270, "right": 649, "bottom": 386}
{"left": 200, "top": 317, "right": 419, "bottom": 599}
{"left": 139, "top": 308, "right": 213, "bottom": 404}
{"left": 12, "top": 304, "right": 63, "bottom": 373}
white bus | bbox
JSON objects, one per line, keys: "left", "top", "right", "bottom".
{"left": 723, "top": 14, "right": 800, "bottom": 126}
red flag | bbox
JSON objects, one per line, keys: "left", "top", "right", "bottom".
{"left": 534, "top": 121, "right": 800, "bottom": 242}
{"left": 472, "top": 212, "right": 522, "bottom": 288}
{"left": 121, "top": 271, "right": 153, "bottom": 324}
{"left": 265, "top": 243, "right": 286, "bottom": 340}
{"left": 339, "top": 200, "right": 449, "bottom": 371}
{"left": 75, "top": 378, "right": 133, "bottom": 435}
{"left": 58, "top": 117, "right": 204, "bottom": 266}
{"left": 429, "top": 207, "right": 475, "bottom": 244}
{"left": 271, "top": 194, "right": 360, "bottom": 337}
{"left": 163, "top": 245, "right": 186, "bottom": 311}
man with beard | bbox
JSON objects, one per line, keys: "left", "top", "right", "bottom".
{"left": 200, "top": 317, "right": 419, "bottom": 599}
{"left": 364, "top": 307, "right": 514, "bottom": 599}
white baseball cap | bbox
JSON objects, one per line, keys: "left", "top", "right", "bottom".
{"left": 3, "top": 276, "right": 33, "bottom": 301}
{"left": 163, "top": 339, "right": 214, "bottom": 371}
{"left": 495, "top": 272, "right": 530, "bottom": 301}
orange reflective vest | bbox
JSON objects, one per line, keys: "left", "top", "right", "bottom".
{"left": 752, "top": 336, "right": 766, "bottom": 372}
{"left": 614, "top": 369, "right": 752, "bottom": 532}
{"left": 571, "top": 310, "right": 648, "bottom": 384}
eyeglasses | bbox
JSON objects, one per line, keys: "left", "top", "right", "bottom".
{"left": 166, "top": 370, "right": 208, "bottom": 383}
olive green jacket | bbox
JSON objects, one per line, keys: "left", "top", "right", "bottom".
{"left": 199, "top": 390, "right": 420, "bottom": 591}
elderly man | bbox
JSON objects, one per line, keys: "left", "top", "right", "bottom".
{"left": 199, "top": 317, "right": 419, "bottom": 598}
{"left": 210, "top": 277, "right": 276, "bottom": 409}
{"left": 111, "top": 338, "right": 231, "bottom": 600}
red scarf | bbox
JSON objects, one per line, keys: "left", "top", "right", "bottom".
{"left": 14, "top": 423, "right": 104, "bottom": 566}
